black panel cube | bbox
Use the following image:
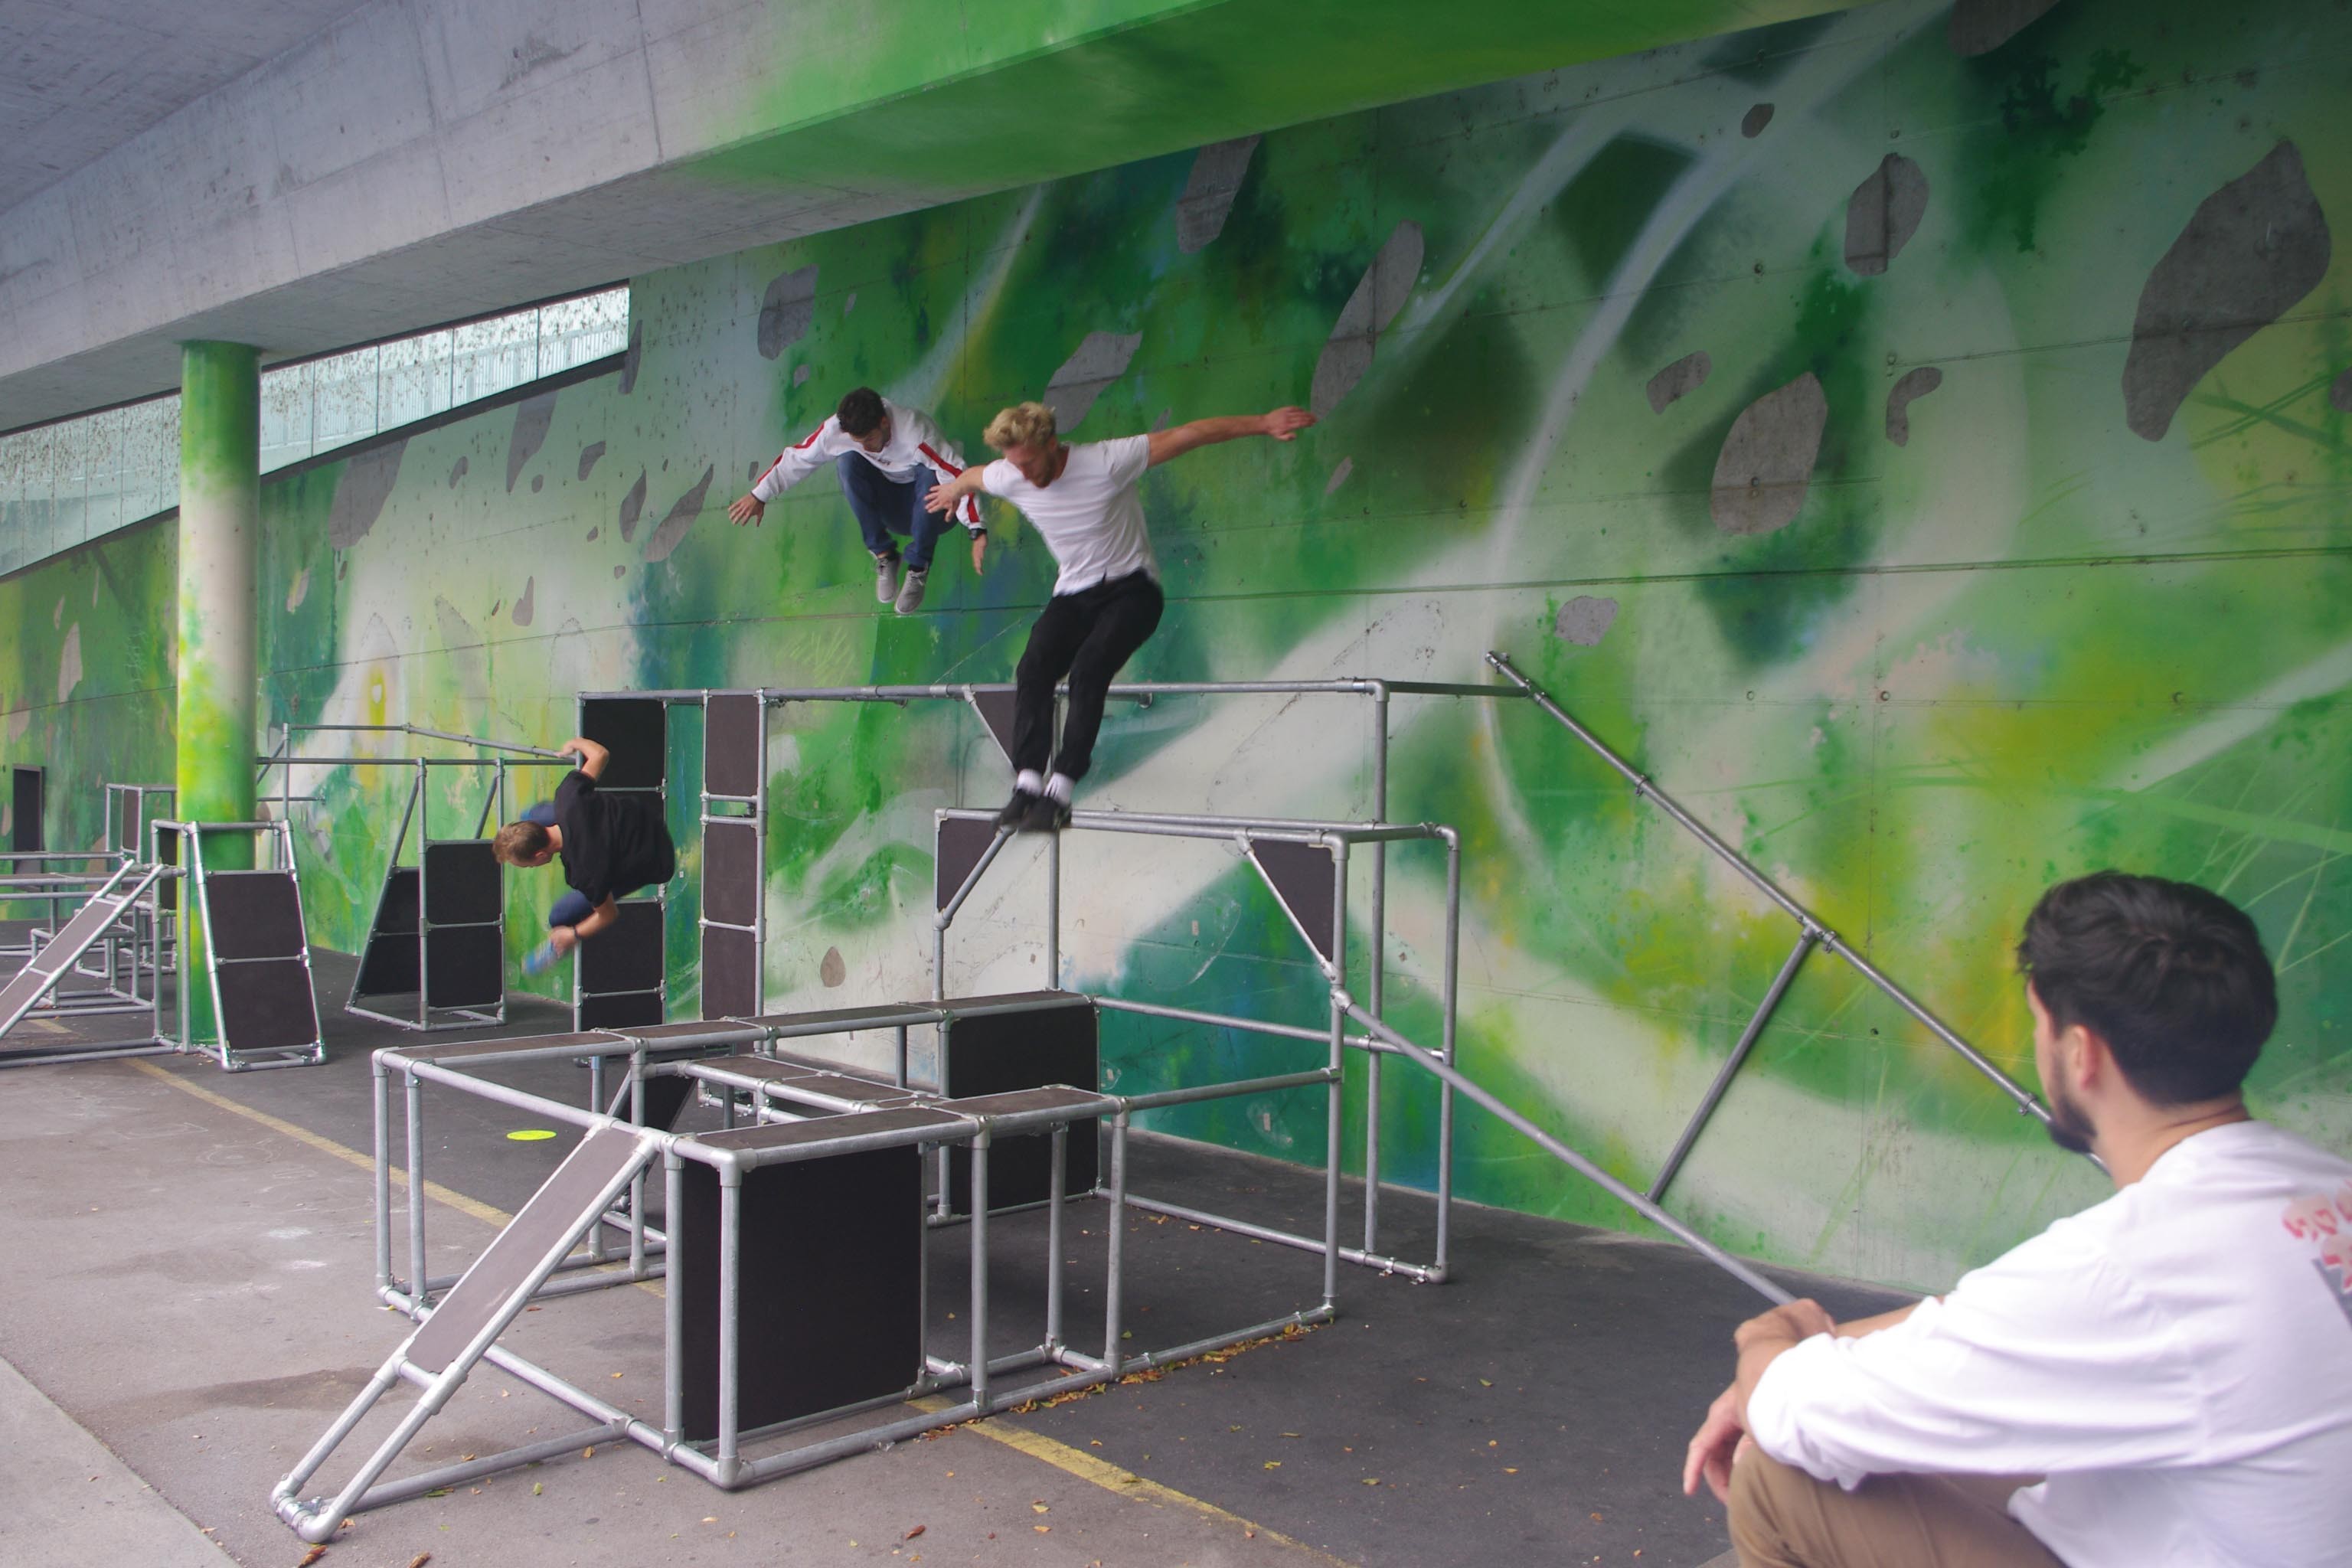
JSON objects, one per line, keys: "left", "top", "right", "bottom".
{"left": 675, "top": 1146, "right": 923, "bottom": 1441}
{"left": 942, "top": 995, "right": 1098, "bottom": 1214}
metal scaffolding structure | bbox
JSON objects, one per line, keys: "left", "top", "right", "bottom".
{"left": 266, "top": 658, "right": 2081, "bottom": 1537}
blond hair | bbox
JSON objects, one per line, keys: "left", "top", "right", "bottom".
{"left": 494, "top": 821, "right": 552, "bottom": 866}
{"left": 984, "top": 401, "right": 1057, "bottom": 452}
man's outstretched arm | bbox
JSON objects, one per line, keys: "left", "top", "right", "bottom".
{"left": 923, "top": 466, "right": 988, "bottom": 516}
{"left": 562, "top": 736, "right": 609, "bottom": 779}
{"left": 551, "top": 896, "right": 621, "bottom": 952}
{"left": 1147, "top": 407, "right": 1315, "bottom": 467}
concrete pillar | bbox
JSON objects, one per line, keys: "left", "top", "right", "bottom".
{"left": 175, "top": 341, "right": 260, "bottom": 834}
{"left": 176, "top": 341, "right": 260, "bottom": 1049}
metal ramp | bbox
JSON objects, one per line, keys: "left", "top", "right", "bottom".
{"left": 0, "top": 859, "right": 171, "bottom": 1050}
{"left": 273, "top": 1122, "right": 662, "bottom": 1543}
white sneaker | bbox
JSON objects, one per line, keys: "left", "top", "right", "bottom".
{"left": 894, "top": 567, "right": 929, "bottom": 615}
{"left": 874, "top": 554, "right": 901, "bottom": 604}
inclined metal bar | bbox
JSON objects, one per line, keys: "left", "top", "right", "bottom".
{"left": 1342, "top": 995, "right": 1793, "bottom": 1306}
{"left": 1648, "top": 931, "right": 1817, "bottom": 1204}
{"left": 1483, "top": 652, "right": 2055, "bottom": 1131}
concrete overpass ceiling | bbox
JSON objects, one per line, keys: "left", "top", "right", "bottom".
{"left": 0, "top": 0, "right": 1871, "bottom": 432}
{"left": 0, "top": 1, "right": 368, "bottom": 212}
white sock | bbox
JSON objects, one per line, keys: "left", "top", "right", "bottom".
{"left": 1044, "top": 773, "right": 1074, "bottom": 805}
{"left": 1014, "top": 769, "right": 1044, "bottom": 795}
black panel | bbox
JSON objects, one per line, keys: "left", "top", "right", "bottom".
{"left": 677, "top": 1146, "right": 923, "bottom": 1442}
{"left": 215, "top": 957, "right": 319, "bottom": 1050}
{"left": 704, "top": 693, "right": 763, "bottom": 799}
{"left": 1251, "top": 838, "right": 1337, "bottom": 962}
{"left": 935, "top": 816, "right": 999, "bottom": 913}
{"left": 637, "top": 1075, "right": 696, "bottom": 1132}
{"left": 579, "top": 989, "right": 664, "bottom": 1030}
{"left": 943, "top": 997, "right": 1099, "bottom": 1213}
{"left": 701, "top": 922, "right": 759, "bottom": 1021}
{"left": 11, "top": 767, "right": 41, "bottom": 852}
{"left": 424, "top": 841, "right": 501, "bottom": 926}
{"left": 115, "top": 792, "right": 136, "bottom": 857}
{"left": 580, "top": 898, "right": 663, "bottom": 994}
{"left": 580, "top": 698, "right": 667, "bottom": 790}
{"left": 353, "top": 868, "right": 421, "bottom": 996}
{"left": 703, "top": 819, "right": 760, "bottom": 928}
{"left": 158, "top": 828, "right": 179, "bottom": 913}
{"left": 204, "top": 871, "right": 306, "bottom": 959}
{"left": 426, "top": 926, "right": 503, "bottom": 1009}
{"left": 969, "top": 691, "right": 1020, "bottom": 764}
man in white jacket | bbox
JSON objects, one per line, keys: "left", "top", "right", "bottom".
{"left": 1681, "top": 871, "right": 2352, "bottom": 1568}
{"left": 728, "top": 386, "right": 986, "bottom": 614}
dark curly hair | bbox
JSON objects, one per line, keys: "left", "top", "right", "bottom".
{"left": 2016, "top": 871, "right": 2276, "bottom": 1105}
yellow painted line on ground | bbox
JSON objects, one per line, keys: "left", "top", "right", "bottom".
{"left": 912, "top": 1395, "right": 1354, "bottom": 1566}
{"left": 130, "top": 1058, "right": 514, "bottom": 1229}
{"left": 128, "top": 1058, "right": 670, "bottom": 1298}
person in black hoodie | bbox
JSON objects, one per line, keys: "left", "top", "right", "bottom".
{"left": 493, "top": 733, "right": 676, "bottom": 962}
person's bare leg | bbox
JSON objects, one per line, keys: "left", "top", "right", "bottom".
{"left": 1729, "top": 1446, "right": 2063, "bottom": 1568}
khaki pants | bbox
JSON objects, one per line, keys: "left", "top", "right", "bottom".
{"left": 1729, "top": 1446, "right": 2066, "bottom": 1568}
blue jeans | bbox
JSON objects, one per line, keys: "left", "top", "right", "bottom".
{"left": 522, "top": 802, "right": 646, "bottom": 929}
{"left": 838, "top": 454, "right": 950, "bottom": 571}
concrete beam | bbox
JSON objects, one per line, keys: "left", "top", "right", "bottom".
{"left": 0, "top": 0, "right": 1870, "bottom": 430}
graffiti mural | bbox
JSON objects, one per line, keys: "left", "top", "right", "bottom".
{"left": 5, "top": 0, "right": 2348, "bottom": 1289}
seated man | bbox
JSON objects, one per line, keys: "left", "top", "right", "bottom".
{"left": 1682, "top": 871, "right": 2352, "bottom": 1567}
{"left": 492, "top": 735, "right": 676, "bottom": 966}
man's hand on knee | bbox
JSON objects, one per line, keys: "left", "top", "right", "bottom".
{"left": 1684, "top": 1382, "right": 1752, "bottom": 1504}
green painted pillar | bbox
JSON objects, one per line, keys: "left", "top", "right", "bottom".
{"left": 176, "top": 341, "right": 260, "bottom": 831}
{"left": 177, "top": 343, "right": 260, "bottom": 1039}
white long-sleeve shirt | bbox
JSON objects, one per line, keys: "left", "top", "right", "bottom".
{"left": 1746, "top": 1121, "right": 2352, "bottom": 1567}
{"left": 750, "top": 398, "right": 983, "bottom": 530}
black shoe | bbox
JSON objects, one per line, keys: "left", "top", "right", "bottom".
{"left": 995, "top": 788, "right": 1040, "bottom": 830}
{"left": 1018, "top": 792, "right": 1071, "bottom": 833}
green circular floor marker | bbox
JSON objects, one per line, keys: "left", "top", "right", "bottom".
{"left": 505, "top": 1129, "right": 557, "bottom": 1142}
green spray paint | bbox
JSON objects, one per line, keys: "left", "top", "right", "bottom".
{"left": 177, "top": 341, "right": 260, "bottom": 1038}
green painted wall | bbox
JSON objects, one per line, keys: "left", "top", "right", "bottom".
{"left": 6, "top": 0, "right": 2350, "bottom": 1289}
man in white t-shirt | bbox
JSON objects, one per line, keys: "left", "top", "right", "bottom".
{"left": 924, "top": 398, "right": 1313, "bottom": 831}
{"left": 727, "top": 387, "right": 986, "bottom": 614}
{"left": 1681, "top": 871, "right": 2352, "bottom": 1567}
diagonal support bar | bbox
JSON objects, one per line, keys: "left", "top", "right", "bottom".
{"left": 1648, "top": 931, "right": 1815, "bottom": 1203}
{"left": 1339, "top": 995, "right": 1794, "bottom": 1306}
{"left": 1484, "top": 650, "right": 2063, "bottom": 1142}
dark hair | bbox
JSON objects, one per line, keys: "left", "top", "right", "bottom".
{"left": 2016, "top": 871, "right": 2275, "bottom": 1105}
{"left": 837, "top": 387, "right": 886, "bottom": 437}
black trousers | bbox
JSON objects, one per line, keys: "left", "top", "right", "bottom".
{"left": 1013, "top": 570, "right": 1165, "bottom": 782}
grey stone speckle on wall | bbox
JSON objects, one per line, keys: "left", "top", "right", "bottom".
{"left": 513, "top": 576, "right": 534, "bottom": 627}
{"left": 1711, "top": 372, "right": 1827, "bottom": 536}
{"left": 793, "top": 364, "right": 812, "bottom": 387}
{"left": 447, "top": 455, "right": 467, "bottom": 488}
{"left": 1647, "top": 351, "right": 1712, "bottom": 413}
{"left": 619, "top": 469, "right": 648, "bottom": 543}
{"left": 1845, "top": 154, "right": 1929, "bottom": 276}
{"left": 1885, "top": 367, "right": 1944, "bottom": 446}
{"left": 578, "top": 441, "right": 606, "bottom": 480}
{"left": 1553, "top": 596, "right": 1619, "bottom": 647}
{"left": 1176, "top": 135, "right": 1261, "bottom": 253}
{"left": 1044, "top": 332, "right": 1143, "bottom": 430}
{"left": 1948, "top": 0, "right": 2066, "bottom": 57}
{"left": 506, "top": 390, "right": 556, "bottom": 492}
{"left": 820, "top": 946, "right": 846, "bottom": 987}
{"left": 2331, "top": 368, "right": 2352, "bottom": 413}
{"left": 328, "top": 441, "right": 406, "bottom": 548}
{"left": 619, "top": 318, "right": 642, "bottom": 395}
{"left": 645, "top": 466, "right": 716, "bottom": 562}
{"left": 1312, "top": 221, "right": 1424, "bottom": 417}
{"left": 1741, "top": 103, "right": 1774, "bottom": 138}
{"left": 758, "top": 264, "right": 819, "bottom": 360}
{"left": 1325, "top": 457, "right": 1354, "bottom": 495}
{"left": 2124, "top": 140, "right": 2331, "bottom": 442}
